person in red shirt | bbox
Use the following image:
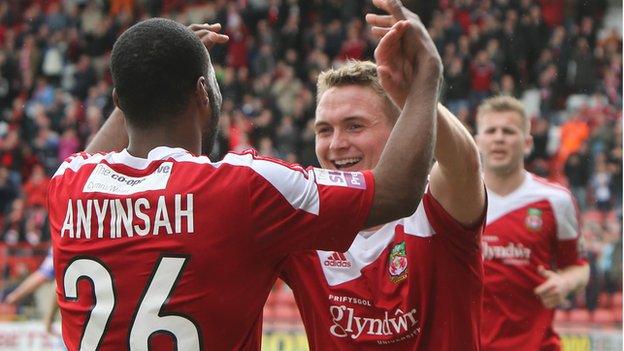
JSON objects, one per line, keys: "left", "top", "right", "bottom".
{"left": 48, "top": 13, "right": 443, "bottom": 351}
{"left": 476, "top": 96, "right": 589, "bottom": 351}
{"left": 277, "top": 2, "right": 487, "bottom": 350}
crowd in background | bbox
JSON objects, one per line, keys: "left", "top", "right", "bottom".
{"left": 0, "top": 0, "right": 621, "bottom": 318}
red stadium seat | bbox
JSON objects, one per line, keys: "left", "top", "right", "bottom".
{"left": 612, "top": 292, "right": 622, "bottom": 309}
{"left": 273, "top": 304, "right": 300, "bottom": 323}
{"left": 554, "top": 310, "right": 569, "bottom": 323}
{"left": 592, "top": 308, "right": 615, "bottom": 324}
{"left": 613, "top": 307, "right": 622, "bottom": 323}
{"left": 263, "top": 305, "right": 277, "bottom": 323}
{"left": 274, "top": 287, "right": 297, "bottom": 308}
{"left": 0, "top": 303, "right": 17, "bottom": 321}
{"left": 598, "top": 292, "right": 612, "bottom": 308}
{"left": 568, "top": 309, "right": 591, "bottom": 323}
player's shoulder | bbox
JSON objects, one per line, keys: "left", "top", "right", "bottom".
{"left": 219, "top": 149, "right": 309, "bottom": 175}
{"left": 52, "top": 151, "right": 110, "bottom": 178}
{"left": 526, "top": 173, "right": 575, "bottom": 207}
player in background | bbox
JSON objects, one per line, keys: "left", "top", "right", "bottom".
{"left": 476, "top": 96, "right": 590, "bottom": 351}
{"left": 277, "top": 1, "right": 487, "bottom": 350}
{"left": 48, "top": 8, "right": 442, "bottom": 351}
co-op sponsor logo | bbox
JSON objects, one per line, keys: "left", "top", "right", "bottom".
{"left": 84, "top": 162, "right": 172, "bottom": 195}
{"left": 93, "top": 163, "right": 171, "bottom": 187}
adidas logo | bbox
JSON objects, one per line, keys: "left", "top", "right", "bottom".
{"left": 324, "top": 252, "right": 352, "bottom": 268}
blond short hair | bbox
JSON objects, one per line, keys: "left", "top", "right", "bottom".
{"left": 317, "top": 60, "right": 399, "bottom": 121}
{"left": 476, "top": 95, "right": 529, "bottom": 133}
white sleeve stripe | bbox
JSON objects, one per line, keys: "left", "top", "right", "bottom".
{"left": 552, "top": 193, "right": 580, "bottom": 240}
{"left": 218, "top": 153, "right": 320, "bottom": 215}
{"left": 53, "top": 153, "right": 106, "bottom": 178}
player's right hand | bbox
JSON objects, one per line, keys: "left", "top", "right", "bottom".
{"left": 188, "top": 23, "right": 229, "bottom": 50}
{"left": 366, "top": 0, "right": 443, "bottom": 108}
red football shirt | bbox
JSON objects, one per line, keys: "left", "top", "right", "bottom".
{"left": 481, "top": 172, "right": 583, "bottom": 351}
{"left": 48, "top": 147, "right": 374, "bottom": 350}
{"left": 280, "top": 190, "right": 485, "bottom": 350}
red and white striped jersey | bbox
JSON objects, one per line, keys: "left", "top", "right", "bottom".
{"left": 481, "top": 172, "right": 583, "bottom": 351}
{"left": 280, "top": 190, "right": 485, "bottom": 350}
{"left": 47, "top": 146, "right": 374, "bottom": 351}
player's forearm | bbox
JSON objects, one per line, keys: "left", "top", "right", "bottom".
{"left": 85, "top": 107, "right": 129, "bottom": 154}
{"left": 428, "top": 104, "right": 484, "bottom": 226}
{"left": 5, "top": 272, "right": 48, "bottom": 304}
{"left": 434, "top": 104, "right": 481, "bottom": 177}
{"left": 560, "top": 263, "right": 590, "bottom": 294}
{"left": 369, "top": 77, "right": 440, "bottom": 226}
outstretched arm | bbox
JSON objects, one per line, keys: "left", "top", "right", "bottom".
{"left": 4, "top": 271, "right": 50, "bottom": 305}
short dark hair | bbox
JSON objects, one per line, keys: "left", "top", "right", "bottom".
{"left": 111, "top": 18, "right": 210, "bottom": 128}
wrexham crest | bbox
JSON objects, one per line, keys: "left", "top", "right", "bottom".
{"left": 525, "top": 208, "right": 543, "bottom": 231}
{"left": 388, "top": 242, "right": 408, "bottom": 283}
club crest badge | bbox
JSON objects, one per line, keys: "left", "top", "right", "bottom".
{"left": 525, "top": 208, "right": 543, "bottom": 231}
{"left": 388, "top": 242, "right": 408, "bottom": 284}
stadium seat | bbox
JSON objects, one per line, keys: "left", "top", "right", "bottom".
{"left": 592, "top": 308, "right": 615, "bottom": 324}
{"left": 568, "top": 309, "right": 591, "bottom": 323}
{"left": 613, "top": 307, "right": 622, "bottom": 323}
{"left": 274, "top": 287, "right": 297, "bottom": 308}
{"left": 0, "top": 303, "right": 17, "bottom": 321}
{"left": 554, "top": 310, "right": 568, "bottom": 323}
{"left": 273, "top": 304, "right": 301, "bottom": 323}
{"left": 598, "top": 292, "right": 612, "bottom": 308}
{"left": 612, "top": 292, "right": 622, "bottom": 309}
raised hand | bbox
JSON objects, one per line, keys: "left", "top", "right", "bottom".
{"left": 366, "top": 0, "right": 442, "bottom": 108}
{"left": 188, "top": 23, "right": 229, "bottom": 50}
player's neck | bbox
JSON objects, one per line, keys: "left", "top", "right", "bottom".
{"left": 126, "top": 123, "right": 201, "bottom": 158}
{"left": 484, "top": 166, "right": 527, "bottom": 196}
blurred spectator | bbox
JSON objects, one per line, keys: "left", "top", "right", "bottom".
{"left": 564, "top": 144, "right": 591, "bottom": 210}
{"left": 22, "top": 164, "right": 48, "bottom": 209}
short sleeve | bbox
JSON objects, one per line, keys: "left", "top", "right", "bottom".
{"left": 552, "top": 192, "right": 584, "bottom": 268}
{"left": 422, "top": 189, "right": 486, "bottom": 258}
{"left": 235, "top": 151, "right": 375, "bottom": 258}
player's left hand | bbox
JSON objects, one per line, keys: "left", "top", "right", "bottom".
{"left": 188, "top": 23, "right": 229, "bottom": 49}
{"left": 534, "top": 266, "right": 571, "bottom": 309}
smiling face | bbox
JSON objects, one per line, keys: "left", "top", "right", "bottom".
{"left": 314, "top": 85, "right": 395, "bottom": 172}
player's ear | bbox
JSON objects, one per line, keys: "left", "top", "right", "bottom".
{"left": 112, "top": 89, "right": 120, "bottom": 108}
{"left": 195, "top": 76, "right": 210, "bottom": 108}
{"left": 523, "top": 134, "right": 534, "bottom": 156}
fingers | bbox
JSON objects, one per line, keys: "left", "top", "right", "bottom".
{"left": 189, "top": 23, "right": 222, "bottom": 32}
{"left": 372, "top": 0, "right": 406, "bottom": 20}
{"left": 197, "top": 30, "right": 229, "bottom": 43}
{"left": 538, "top": 265, "right": 557, "bottom": 279}
{"left": 534, "top": 280, "right": 557, "bottom": 296}
{"left": 195, "top": 30, "right": 230, "bottom": 49}
{"left": 366, "top": 14, "right": 397, "bottom": 28}
{"left": 371, "top": 26, "right": 392, "bottom": 39}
